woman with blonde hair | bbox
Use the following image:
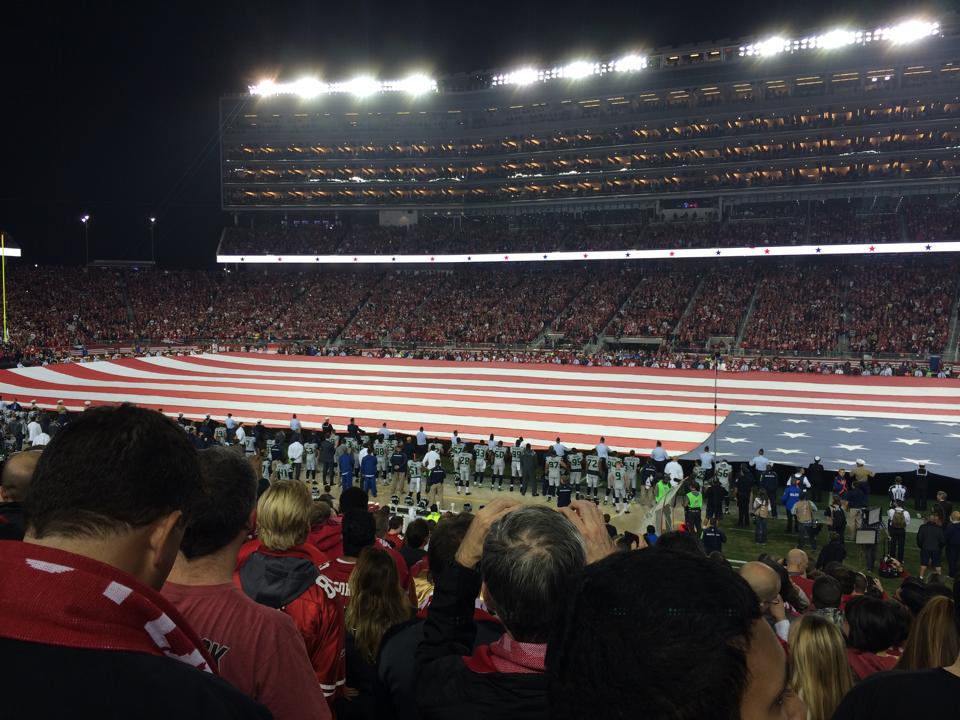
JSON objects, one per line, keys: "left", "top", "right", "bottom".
{"left": 788, "top": 613, "right": 854, "bottom": 720}
{"left": 235, "top": 480, "right": 346, "bottom": 707}
{"left": 898, "top": 596, "right": 959, "bottom": 670}
{"left": 343, "top": 545, "right": 414, "bottom": 719}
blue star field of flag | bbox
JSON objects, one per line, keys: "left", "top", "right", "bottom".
{"left": 681, "top": 411, "right": 960, "bottom": 478}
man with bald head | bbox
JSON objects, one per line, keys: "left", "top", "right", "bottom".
{"left": 784, "top": 549, "right": 813, "bottom": 602}
{"left": 0, "top": 449, "right": 42, "bottom": 540}
{"left": 740, "top": 561, "right": 790, "bottom": 644}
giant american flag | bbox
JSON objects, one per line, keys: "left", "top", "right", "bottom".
{"left": 1, "top": 353, "right": 958, "bottom": 474}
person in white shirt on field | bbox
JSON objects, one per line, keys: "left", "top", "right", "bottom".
{"left": 287, "top": 436, "right": 304, "bottom": 481}
{"left": 378, "top": 422, "right": 393, "bottom": 440}
{"left": 289, "top": 414, "right": 302, "bottom": 433}
{"left": 749, "top": 449, "right": 769, "bottom": 473}
{"left": 699, "top": 446, "right": 715, "bottom": 481}
{"left": 27, "top": 418, "right": 42, "bottom": 444}
{"left": 552, "top": 437, "right": 568, "bottom": 458}
{"left": 664, "top": 456, "right": 684, "bottom": 486}
{"left": 31, "top": 430, "right": 51, "bottom": 447}
{"left": 650, "top": 441, "right": 669, "bottom": 472}
{"left": 234, "top": 423, "right": 246, "bottom": 446}
{"left": 422, "top": 445, "right": 441, "bottom": 472}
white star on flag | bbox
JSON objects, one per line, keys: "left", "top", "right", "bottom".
{"left": 892, "top": 438, "right": 929, "bottom": 446}
{"left": 831, "top": 458, "right": 859, "bottom": 465}
{"left": 779, "top": 432, "right": 810, "bottom": 439}
{"left": 833, "top": 444, "right": 868, "bottom": 452}
{"left": 946, "top": 433, "right": 960, "bottom": 439}
{"left": 835, "top": 416, "right": 858, "bottom": 421}
{"left": 783, "top": 418, "right": 811, "bottom": 424}
{"left": 936, "top": 422, "right": 960, "bottom": 427}
{"left": 715, "top": 452, "right": 736, "bottom": 457}
{"left": 740, "top": 412, "right": 764, "bottom": 416}
{"left": 901, "top": 457, "right": 940, "bottom": 466}
{"left": 733, "top": 423, "right": 759, "bottom": 429}
{"left": 773, "top": 448, "right": 803, "bottom": 455}
{"left": 886, "top": 423, "right": 916, "bottom": 429}
{"left": 834, "top": 427, "right": 865, "bottom": 434}
{"left": 722, "top": 437, "right": 750, "bottom": 444}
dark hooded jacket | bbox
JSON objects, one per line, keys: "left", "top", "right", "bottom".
{"left": 234, "top": 541, "right": 346, "bottom": 701}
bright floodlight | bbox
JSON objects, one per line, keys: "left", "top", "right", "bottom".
{"left": 506, "top": 67, "right": 539, "bottom": 86}
{"left": 291, "top": 77, "right": 328, "bottom": 98}
{"left": 885, "top": 19, "right": 939, "bottom": 44}
{"left": 345, "top": 75, "right": 379, "bottom": 97}
{"left": 562, "top": 61, "right": 596, "bottom": 79}
{"left": 80, "top": 215, "right": 90, "bottom": 223}
{"left": 755, "top": 36, "right": 787, "bottom": 56}
{"left": 149, "top": 216, "right": 156, "bottom": 223}
{"left": 397, "top": 73, "right": 437, "bottom": 95}
{"left": 817, "top": 29, "right": 855, "bottom": 49}
{"left": 614, "top": 54, "right": 646, "bottom": 72}
{"left": 249, "top": 79, "right": 277, "bottom": 96}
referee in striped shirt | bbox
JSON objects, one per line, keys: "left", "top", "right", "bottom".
{"left": 888, "top": 476, "right": 908, "bottom": 508}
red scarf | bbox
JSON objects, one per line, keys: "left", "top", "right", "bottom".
{"left": 0, "top": 541, "right": 215, "bottom": 672}
{"left": 463, "top": 634, "right": 546, "bottom": 674}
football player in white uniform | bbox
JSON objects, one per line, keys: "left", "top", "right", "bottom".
{"left": 545, "top": 453, "right": 564, "bottom": 502}
{"left": 567, "top": 448, "right": 584, "bottom": 499}
{"left": 610, "top": 458, "right": 629, "bottom": 514}
{"left": 584, "top": 452, "right": 601, "bottom": 503}
{"left": 473, "top": 442, "right": 489, "bottom": 489}
{"left": 491, "top": 440, "right": 508, "bottom": 491}
{"left": 623, "top": 450, "right": 640, "bottom": 502}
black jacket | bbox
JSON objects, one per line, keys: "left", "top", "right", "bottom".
{"left": 415, "top": 562, "right": 547, "bottom": 720}
{"left": 379, "top": 615, "right": 504, "bottom": 720}
{"left": 807, "top": 462, "right": 824, "bottom": 488}
{"left": 817, "top": 539, "right": 847, "bottom": 569}
{"left": 0, "top": 638, "right": 270, "bottom": 719}
{"left": 917, "top": 523, "right": 946, "bottom": 552}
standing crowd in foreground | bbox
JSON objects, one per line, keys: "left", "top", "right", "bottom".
{"left": 0, "top": 405, "right": 958, "bottom": 720}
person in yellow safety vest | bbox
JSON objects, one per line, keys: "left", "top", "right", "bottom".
{"left": 654, "top": 475, "right": 674, "bottom": 533}
{"left": 685, "top": 483, "right": 704, "bottom": 535}
{"left": 655, "top": 476, "right": 672, "bottom": 504}
{"left": 426, "top": 506, "right": 442, "bottom": 523}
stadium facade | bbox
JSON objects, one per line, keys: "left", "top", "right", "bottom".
{"left": 220, "top": 17, "right": 960, "bottom": 217}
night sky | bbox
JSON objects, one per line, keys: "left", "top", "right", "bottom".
{"left": 1, "top": 0, "right": 942, "bottom": 268}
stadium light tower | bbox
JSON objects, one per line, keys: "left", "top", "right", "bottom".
{"left": 80, "top": 214, "right": 90, "bottom": 265}
{"left": 149, "top": 216, "right": 156, "bottom": 263}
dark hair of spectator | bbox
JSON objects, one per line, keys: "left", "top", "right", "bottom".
{"left": 426, "top": 512, "right": 474, "bottom": 583}
{"left": 845, "top": 596, "right": 909, "bottom": 653}
{"left": 342, "top": 510, "right": 376, "bottom": 558}
{"left": 179, "top": 446, "right": 257, "bottom": 559}
{"left": 812, "top": 575, "right": 842, "bottom": 609}
{"left": 404, "top": 519, "right": 430, "bottom": 550}
{"left": 656, "top": 530, "right": 705, "bottom": 556}
{"left": 547, "top": 549, "right": 761, "bottom": 720}
{"left": 339, "top": 486, "right": 369, "bottom": 514}
{"left": 26, "top": 405, "right": 201, "bottom": 539}
{"left": 825, "top": 564, "right": 856, "bottom": 595}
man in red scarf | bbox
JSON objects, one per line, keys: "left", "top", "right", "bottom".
{"left": 0, "top": 405, "right": 268, "bottom": 719}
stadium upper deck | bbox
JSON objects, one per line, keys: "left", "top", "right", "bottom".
{"left": 221, "top": 17, "right": 960, "bottom": 211}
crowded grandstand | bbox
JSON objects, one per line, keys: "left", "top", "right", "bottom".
{"left": 3, "top": 12, "right": 960, "bottom": 720}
